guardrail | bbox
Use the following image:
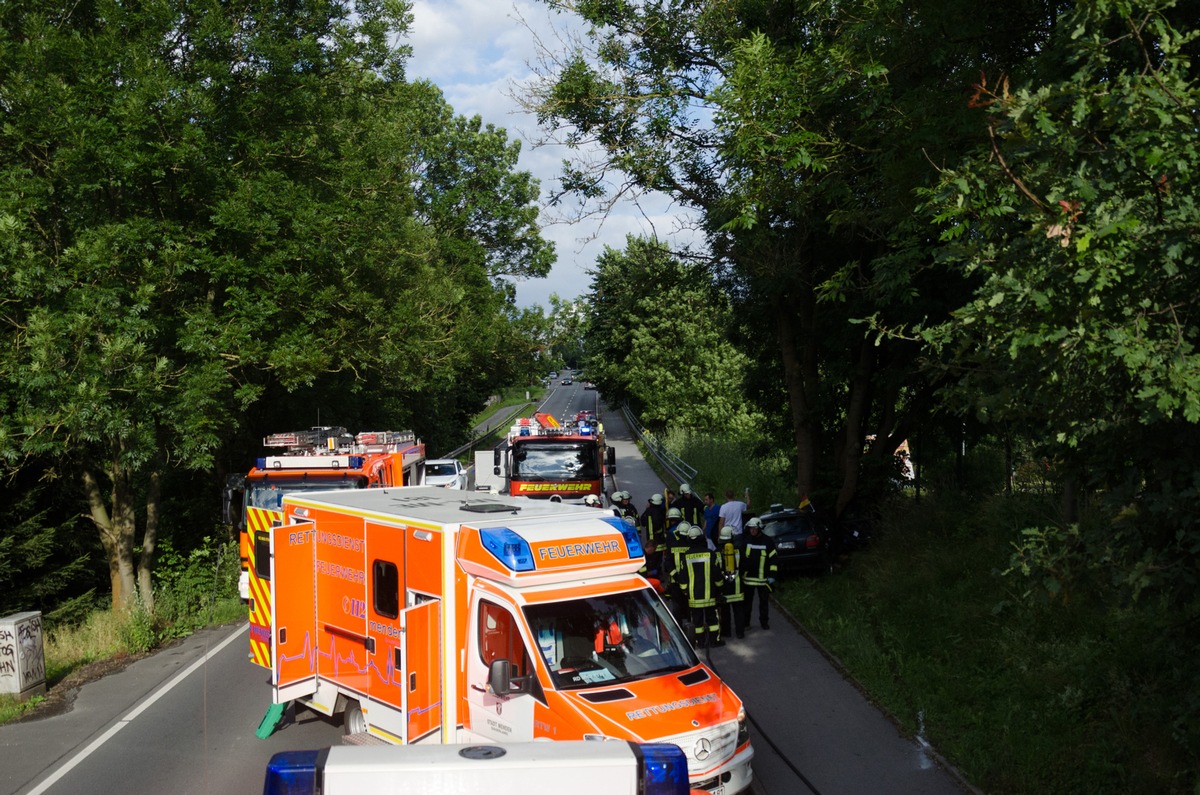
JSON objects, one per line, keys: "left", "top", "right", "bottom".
{"left": 620, "top": 403, "right": 698, "bottom": 486}
{"left": 441, "top": 402, "right": 533, "bottom": 458}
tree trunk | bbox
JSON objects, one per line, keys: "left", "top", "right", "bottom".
{"left": 82, "top": 460, "right": 138, "bottom": 612}
{"left": 774, "top": 292, "right": 816, "bottom": 499}
{"left": 138, "top": 468, "right": 161, "bottom": 612}
{"left": 835, "top": 336, "right": 875, "bottom": 515}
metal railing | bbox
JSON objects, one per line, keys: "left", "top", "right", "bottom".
{"left": 620, "top": 403, "right": 698, "bottom": 486}
{"left": 441, "top": 402, "right": 533, "bottom": 459}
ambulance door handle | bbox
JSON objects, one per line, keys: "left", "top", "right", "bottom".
{"left": 324, "top": 623, "right": 376, "bottom": 654}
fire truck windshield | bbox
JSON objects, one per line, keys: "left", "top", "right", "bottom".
{"left": 245, "top": 478, "right": 366, "bottom": 511}
{"left": 512, "top": 441, "right": 599, "bottom": 481}
{"left": 525, "top": 589, "right": 697, "bottom": 689}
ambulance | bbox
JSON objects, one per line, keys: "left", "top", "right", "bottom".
{"left": 256, "top": 486, "right": 753, "bottom": 794}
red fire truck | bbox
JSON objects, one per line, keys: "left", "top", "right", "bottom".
{"left": 482, "top": 412, "right": 615, "bottom": 504}
{"left": 223, "top": 427, "right": 425, "bottom": 665}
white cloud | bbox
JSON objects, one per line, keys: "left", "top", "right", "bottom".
{"left": 406, "top": 1, "right": 703, "bottom": 310}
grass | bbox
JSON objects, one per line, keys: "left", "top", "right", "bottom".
{"left": 774, "top": 491, "right": 1196, "bottom": 794}
{"left": 660, "top": 431, "right": 1198, "bottom": 793}
{"left": 470, "top": 385, "right": 545, "bottom": 428}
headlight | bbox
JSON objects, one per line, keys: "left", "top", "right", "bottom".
{"left": 737, "top": 707, "right": 749, "bottom": 746}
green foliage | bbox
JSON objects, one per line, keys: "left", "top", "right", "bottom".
{"left": 0, "top": 0, "right": 554, "bottom": 606}
{"left": 0, "top": 479, "right": 100, "bottom": 616}
{"left": 777, "top": 491, "right": 1199, "bottom": 793}
{"left": 582, "top": 236, "right": 764, "bottom": 436}
{"left": 151, "top": 536, "right": 241, "bottom": 638}
{"left": 920, "top": 0, "right": 1200, "bottom": 606}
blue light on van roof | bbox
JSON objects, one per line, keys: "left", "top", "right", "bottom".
{"left": 263, "top": 750, "right": 321, "bottom": 794}
{"left": 634, "top": 743, "right": 691, "bottom": 794}
{"left": 479, "top": 527, "right": 535, "bottom": 572}
{"left": 602, "top": 517, "right": 643, "bottom": 558}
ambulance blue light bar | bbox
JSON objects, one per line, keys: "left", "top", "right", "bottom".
{"left": 479, "top": 527, "right": 535, "bottom": 572}
{"left": 602, "top": 516, "right": 644, "bottom": 559}
{"left": 263, "top": 742, "right": 692, "bottom": 795}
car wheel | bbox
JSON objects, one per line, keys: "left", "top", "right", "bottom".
{"left": 343, "top": 700, "right": 366, "bottom": 735}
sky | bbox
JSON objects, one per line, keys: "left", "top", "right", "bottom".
{"left": 405, "top": 1, "right": 701, "bottom": 310}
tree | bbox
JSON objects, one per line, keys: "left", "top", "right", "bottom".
{"left": 0, "top": 0, "right": 552, "bottom": 610}
{"left": 529, "top": 0, "right": 1055, "bottom": 511}
{"left": 583, "top": 236, "right": 762, "bottom": 436}
{"left": 920, "top": 0, "right": 1200, "bottom": 601}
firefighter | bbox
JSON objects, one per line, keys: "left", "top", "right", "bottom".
{"left": 614, "top": 491, "right": 638, "bottom": 522}
{"left": 639, "top": 492, "right": 667, "bottom": 576}
{"left": 673, "top": 524, "right": 725, "bottom": 649}
{"left": 717, "top": 525, "right": 746, "bottom": 639}
{"left": 663, "top": 516, "right": 694, "bottom": 617}
{"left": 583, "top": 493, "right": 603, "bottom": 508}
{"left": 741, "top": 517, "right": 778, "bottom": 630}
{"left": 662, "top": 509, "right": 689, "bottom": 582}
{"left": 671, "top": 483, "right": 705, "bottom": 527}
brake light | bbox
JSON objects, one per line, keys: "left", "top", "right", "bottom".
{"left": 806, "top": 534, "right": 821, "bottom": 549}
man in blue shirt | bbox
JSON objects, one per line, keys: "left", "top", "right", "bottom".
{"left": 703, "top": 492, "right": 722, "bottom": 545}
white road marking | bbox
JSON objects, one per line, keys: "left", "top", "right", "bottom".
{"left": 26, "top": 623, "right": 248, "bottom": 795}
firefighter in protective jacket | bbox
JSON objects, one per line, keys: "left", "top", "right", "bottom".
{"left": 717, "top": 525, "right": 746, "bottom": 639}
{"left": 741, "top": 517, "right": 778, "bottom": 630}
{"left": 673, "top": 524, "right": 726, "bottom": 648}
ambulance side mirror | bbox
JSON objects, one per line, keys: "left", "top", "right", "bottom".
{"left": 493, "top": 448, "right": 502, "bottom": 476}
{"left": 607, "top": 448, "right": 616, "bottom": 472}
{"left": 488, "top": 659, "right": 530, "bottom": 696}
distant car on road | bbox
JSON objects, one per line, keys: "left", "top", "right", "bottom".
{"left": 583, "top": 381, "right": 596, "bottom": 390}
{"left": 424, "top": 459, "right": 472, "bottom": 490}
{"left": 756, "top": 504, "right": 833, "bottom": 574}
{"left": 561, "top": 378, "right": 573, "bottom": 385}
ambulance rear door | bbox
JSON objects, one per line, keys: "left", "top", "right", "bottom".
{"left": 270, "top": 520, "right": 318, "bottom": 703}
{"left": 401, "top": 599, "right": 441, "bottom": 742}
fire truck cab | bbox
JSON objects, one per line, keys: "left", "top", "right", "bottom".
{"left": 224, "top": 427, "right": 426, "bottom": 603}
{"left": 484, "top": 412, "right": 616, "bottom": 505}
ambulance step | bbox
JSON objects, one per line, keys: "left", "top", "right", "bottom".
{"left": 342, "top": 731, "right": 388, "bottom": 746}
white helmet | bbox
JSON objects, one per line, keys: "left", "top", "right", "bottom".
{"left": 686, "top": 524, "right": 703, "bottom": 540}
{"left": 667, "top": 507, "right": 683, "bottom": 520}
{"left": 611, "top": 490, "right": 626, "bottom": 502}
{"left": 680, "top": 483, "right": 693, "bottom": 495}
{"left": 649, "top": 493, "right": 663, "bottom": 505}
{"left": 746, "top": 517, "right": 762, "bottom": 530}
{"left": 618, "top": 491, "right": 631, "bottom": 502}
{"left": 583, "top": 494, "right": 600, "bottom": 506}
{"left": 622, "top": 515, "right": 636, "bottom": 527}
{"left": 719, "top": 526, "right": 733, "bottom": 542}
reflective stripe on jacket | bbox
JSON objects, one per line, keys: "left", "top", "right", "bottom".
{"left": 677, "top": 548, "right": 724, "bottom": 608}
{"left": 741, "top": 537, "right": 778, "bottom": 586}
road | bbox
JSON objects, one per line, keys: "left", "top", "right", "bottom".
{"left": 0, "top": 380, "right": 971, "bottom": 795}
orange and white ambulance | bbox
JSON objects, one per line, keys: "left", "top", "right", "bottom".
{"left": 256, "top": 486, "right": 753, "bottom": 794}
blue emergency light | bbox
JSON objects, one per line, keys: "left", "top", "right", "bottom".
{"left": 602, "top": 516, "right": 644, "bottom": 559}
{"left": 479, "top": 526, "right": 536, "bottom": 572}
{"left": 262, "top": 749, "right": 326, "bottom": 794}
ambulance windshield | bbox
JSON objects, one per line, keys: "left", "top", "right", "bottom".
{"left": 525, "top": 588, "right": 698, "bottom": 689}
{"left": 512, "top": 441, "right": 600, "bottom": 481}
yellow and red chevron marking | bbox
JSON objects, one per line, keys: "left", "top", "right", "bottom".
{"left": 246, "top": 507, "right": 279, "bottom": 670}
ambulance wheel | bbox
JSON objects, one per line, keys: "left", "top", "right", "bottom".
{"left": 342, "top": 701, "right": 366, "bottom": 735}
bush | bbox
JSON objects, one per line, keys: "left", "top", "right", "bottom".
{"left": 152, "top": 536, "right": 241, "bottom": 639}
